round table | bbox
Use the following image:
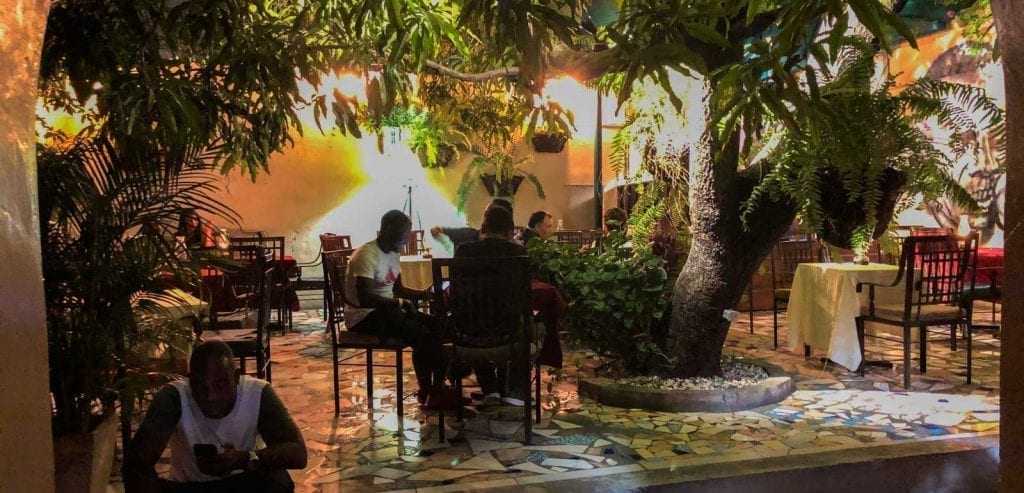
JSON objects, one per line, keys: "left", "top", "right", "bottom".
{"left": 400, "top": 255, "right": 438, "bottom": 290}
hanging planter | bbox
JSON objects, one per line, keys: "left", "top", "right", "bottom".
{"left": 416, "top": 144, "right": 457, "bottom": 169}
{"left": 531, "top": 131, "right": 569, "bottom": 153}
{"left": 817, "top": 167, "right": 907, "bottom": 249}
{"left": 480, "top": 173, "right": 525, "bottom": 198}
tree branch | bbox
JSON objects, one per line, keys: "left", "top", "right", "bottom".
{"left": 424, "top": 61, "right": 519, "bottom": 81}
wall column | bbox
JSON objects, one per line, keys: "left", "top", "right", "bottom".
{"left": 0, "top": 0, "right": 55, "bottom": 491}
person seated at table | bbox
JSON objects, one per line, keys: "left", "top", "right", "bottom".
{"left": 516, "top": 210, "right": 555, "bottom": 245}
{"left": 346, "top": 210, "right": 455, "bottom": 409}
{"left": 123, "top": 341, "right": 306, "bottom": 493}
{"left": 456, "top": 206, "right": 567, "bottom": 405}
{"left": 455, "top": 206, "right": 529, "bottom": 406}
{"left": 430, "top": 198, "right": 515, "bottom": 251}
{"left": 176, "top": 209, "right": 213, "bottom": 250}
{"left": 603, "top": 207, "right": 628, "bottom": 233}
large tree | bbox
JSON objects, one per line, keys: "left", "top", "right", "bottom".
{"left": 42, "top": 0, "right": 983, "bottom": 378}
{"left": 330, "top": 0, "right": 926, "bottom": 376}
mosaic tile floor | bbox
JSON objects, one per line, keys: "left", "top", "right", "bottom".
{"left": 110, "top": 305, "right": 1001, "bottom": 492}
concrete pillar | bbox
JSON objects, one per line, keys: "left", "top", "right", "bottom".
{"left": 993, "top": 1, "right": 1024, "bottom": 490}
{"left": 0, "top": 0, "right": 55, "bottom": 491}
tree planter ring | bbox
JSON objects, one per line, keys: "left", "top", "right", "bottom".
{"left": 531, "top": 132, "right": 569, "bottom": 153}
{"left": 578, "top": 360, "right": 794, "bottom": 412}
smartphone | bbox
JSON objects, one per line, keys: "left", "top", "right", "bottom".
{"left": 193, "top": 443, "right": 218, "bottom": 459}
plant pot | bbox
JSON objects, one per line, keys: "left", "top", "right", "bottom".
{"left": 53, "top": 412, "right": 118, "bottom": 493}
{"left": 531, "top": 132, "right": 569, "bottom": 153}
{"left": 480, "top": 174, "right": 525, "bottom": 198}
{"left": 416, "top": 144, "right": 457, "bottom": 168}
{"left": 817, "top": 167, "right": 907, "bottom": 249}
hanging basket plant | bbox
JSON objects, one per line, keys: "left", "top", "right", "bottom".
{"left": 531, "top": 131, "right": 569, "bottom": 153}
{"left": 817, "top": 167, "right": 906, "bottom": 249}
{"left": 480, "top": 173, "right": 525, "bottom": 197}
{"left": 416, "top": 144, "right": 458, "bottom": 168}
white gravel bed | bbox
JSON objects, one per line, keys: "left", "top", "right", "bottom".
{"left": 617, "top": 360, "right": 770, "bottom": 391}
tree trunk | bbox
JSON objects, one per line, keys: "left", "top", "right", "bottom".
{"left": 665, "top": 78, "right": 796, "bottom": 377}
{"left": 991, "top": 1, "right": 1023, "bottom": 490}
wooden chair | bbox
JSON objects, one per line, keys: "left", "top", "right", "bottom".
{"left": 430, "top": 256, "right": 540, "bottom": 444}
{"left": 855, "top": 233, "right": 978, "bottom": 388}
{"left": 230, "top": 234, "right": 294, "bottom": 333}
{"left": 964, "top": 254, "right": 1001, "bottom": 384}
{"left": 554, "top": 230, "right": 585, "bottom": 248}
{"left": 201, "top": 248, "right": 275, "bottom": 381}
{"left": 323, "top": 249, "right": 407, "bottom": 416}
{"left": 769, "top": 235, "right": 827, "bottom": 348}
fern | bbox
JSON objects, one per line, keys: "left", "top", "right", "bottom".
{"left": 742, "top": 39, "right": 1001, "bottom": 248}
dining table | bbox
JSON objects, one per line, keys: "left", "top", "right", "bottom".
{"left": 786, "top": 262, "right": 904, "bottom": 371}
{"left": 400, "top": 255, "right": 436, "bottom": 290}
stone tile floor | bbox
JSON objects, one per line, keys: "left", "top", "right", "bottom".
{"left": 110, "top": 306, "right": 1001, "bottom": 492}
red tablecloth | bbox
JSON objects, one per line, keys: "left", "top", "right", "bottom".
{"left": 971, "top": 247, "right": 1003, "bottom": 288}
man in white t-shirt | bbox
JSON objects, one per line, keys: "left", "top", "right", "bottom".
{"left": 123, "top": 341, "right": 306, "bottom": 492}
{"left": 345, "top": 210, "right": 453, "bottom": 409}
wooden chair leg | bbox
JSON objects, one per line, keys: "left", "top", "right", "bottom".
{"left": 366, "top": 349, "right": 374, "bottom": 411}
{"left": 919, "top": 323, "right": 927, "bottom": 373}
{"left": 396, "top": 349, "right": 404, "bottom": 417}
{"left": 967, "top": 323, "right": 974, "bottom": 384}
{"left": 332, "top": 343, "right": 340, "bottom": 415}
{"left": 523, "top": 359, "right": 532, "bottom": 445}
{"left": 856, "top": 317, "right": 866, "bottom": 377}
{"left": 902, "top": 324, "right": 912, "bottom": 389}
{"left": 455, "top": 372, "right": 464, "bottom": 423}
{"left": 772, "top": 300, "right": 779, "bottom": 349}
{"left": 438, "top": 410, "right": 445, "bottom": 443}
{"left": 534, "top": 365, "right": 541, "bottom": 424}
{"left": 747, "top": 283, "right": 754, "bottom": 334}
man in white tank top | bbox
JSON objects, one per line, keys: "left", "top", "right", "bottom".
{"left": 123, "top": 341, "right": 306, "bottom": 492}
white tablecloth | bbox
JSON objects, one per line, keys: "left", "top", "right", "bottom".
{"left": 400, "top": 255, "right": 438, "bottom": 290}
{"left": 787, "top": 263, "right": 903, "bottom": 371}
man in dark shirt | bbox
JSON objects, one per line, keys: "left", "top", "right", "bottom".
{"left": 430, "top": 198, "right": 515, "bottom": 251}
{"left": 454, "top": 206, "right": 532, "bottom": 406}
{"left": 517, "top": 210, "right": 554, "bottom": 245}
{"left": 123, "top": 341, "right": 306, "bottom": 493}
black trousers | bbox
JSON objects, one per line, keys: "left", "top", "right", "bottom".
{"left": 350, "top": 305, "right": 446, "bottom": 392}
{"left": 160, "top": 469, "right": 293, "bottom": 493}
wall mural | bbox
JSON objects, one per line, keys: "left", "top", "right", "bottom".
{"left": 894, "top": 33, "right": 1006, "bottom": 246}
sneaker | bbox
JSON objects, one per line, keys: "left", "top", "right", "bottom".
{"left": 500, "top": 392, "right": 525, "bottom": 407}
{"left": 481, "top": 393, "right": 501, "bottom": 407}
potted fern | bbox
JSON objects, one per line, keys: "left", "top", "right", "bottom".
{"left": 455, "top": 136, "right": 545, "bottom": 213}
{"left": 746, "top": 44, "right": 999, "bottom": 255}
{"left": 529, "top": 100, "right": 574, "bottom": 153}
{"left": 400, "top": 108, "right": 470, "bottom": 169}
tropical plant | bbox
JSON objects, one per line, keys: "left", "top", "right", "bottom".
{"left": 742, "top": 41, "right": 1001, "bottom": 253}
{"left": 38, "top": 136, "right": 237, "bottom": 436}
{"left": 455, "top": 135, "right": 545, "bottom": 213}
{"left": 529, "top": 231, "right": 672, "bottom": 374}
{"left": 406, "top": 110, "right": 471, "bottom": 169}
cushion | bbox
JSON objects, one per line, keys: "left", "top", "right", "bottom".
{"left": 335, "top": 331, "right": 406, "bottom": 349}
{"left": 871, "top": 303, "right": 964, "bottom": 323}
{"left": 774, "top": 288, "right": 791, "bottom": 301}
{"left": 447, "top": 342, "right": 539, "bottom": 365}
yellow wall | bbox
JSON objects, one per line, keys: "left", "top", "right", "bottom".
{"left": 212, "top": 83, "right": 622, "bottom": 261}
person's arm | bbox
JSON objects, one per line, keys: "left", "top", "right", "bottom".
{"left": 393, "top": 275, "right": 428, "bottom": 300}
{"left": 253, "top": 385, "right": 307, "bottom": 469}
{"left": 123, "top": 386, "right": 181, "bottom": 493}
{"left": 355, "top": 277, "right": 407, "bottom": 309}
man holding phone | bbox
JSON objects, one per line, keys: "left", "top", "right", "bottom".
{"left": 123, "top": 341, "right": 307, "bottom": 492}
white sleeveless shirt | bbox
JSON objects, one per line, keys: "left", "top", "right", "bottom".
{"left": 167, "top": 376, "right": 266, "bottom": 482}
